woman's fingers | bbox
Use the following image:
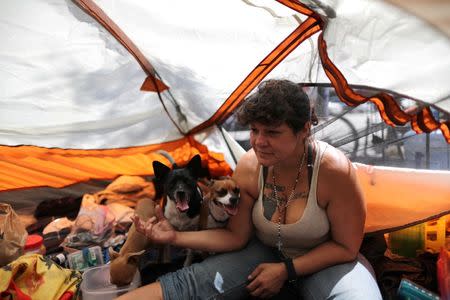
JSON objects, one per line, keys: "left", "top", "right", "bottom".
{"left": 247, "top": 265, "right": 276, "bottom": 299}
{"left": 132, "top": 209, "right": 173, "bottom": 243}
{"left": 155, "top": 204, "right": 165, "bottom": 220}
{"left": 132, "top": 215, "right": 144, "bottom": 232}
{"left": 248, "top": 265, "right": 262, "bottom": 282}
{"left": 246, "top": 280, "right": 258, "bottom": 293}
{"left": 249, "top": 285, "right": 273, "bottom": 299}
{"left": 143, "top": 221, "right": 154, "bottom": 237}
{"left": 131, "top": 214, "right": 139, "bottom": 224}
{"left": 132, "top": 214, "right": 161, "bottom": 241}
{"left": 247, "top": 265, "right": 264, "bottom": 293}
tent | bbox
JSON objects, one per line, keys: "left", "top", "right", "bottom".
{"left": 1, "top": 0, "right": 450, "bottom": 235}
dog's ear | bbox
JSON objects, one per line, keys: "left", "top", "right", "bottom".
{"left": 125, "top": 250, "right": 145, "bottom": 266}
{"left": 186, "top": 154, "right": 202, "bottom": 178}
{"left": 205, "top": 189, "right": 215, "bottom": 201}
{"left": 197, "top": 179, "right": 214, "bottom": 201}
{"left": 153, "top": 161, "right": 171, "bottom": 180}
{"left": 198, "top": 178, "right": 212, "bottom": 187}
{"left": 109, "top": 247, "right": 120, "bottom": 261}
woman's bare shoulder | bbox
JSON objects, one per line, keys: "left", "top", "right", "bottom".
{"left": 316, "top": 141, "right": 362, "bottom": 206}
{"left": 236, "top": 149, "right": 259, "bottom": 171}
{"left": 318, "top": 142, "right": 354, "bottom": 184}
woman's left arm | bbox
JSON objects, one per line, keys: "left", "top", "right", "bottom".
{"left": 291, "top": 147, "right": 366, "bottom": 274}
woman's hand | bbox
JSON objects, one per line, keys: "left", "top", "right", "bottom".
{"left": 246, "top": 262, "right": 288, "bottom": 298}
{"left": 132, "top": 205, "right": 177, "bottom": 245}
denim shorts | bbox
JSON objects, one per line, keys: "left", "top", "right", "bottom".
{"left": 158, "top": 238, "right": 382, "bottom": 300}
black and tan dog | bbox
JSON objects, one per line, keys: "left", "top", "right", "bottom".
{"left": 154, "top": 154, "right": 204, "bottom": 231}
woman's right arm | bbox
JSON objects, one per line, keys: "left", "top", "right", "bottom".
{"left": 135, "top": 150, "right": 259, "bottom": 253}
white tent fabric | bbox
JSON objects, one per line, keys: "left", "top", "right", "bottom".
{"left": 320, "top": 0, "right": 450, "bottom": 111}
{"left": 0, "top": 0, "right": 302, "bottom": 149}
{"left": 1, "top": 0, "right": 449, "bottom": 152}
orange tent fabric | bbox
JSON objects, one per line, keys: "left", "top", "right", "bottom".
{"left": 0, "top": 137, "right": 232, "bottom": 192}
{"left": 355, "top": 163, "right": 450, "bottom": 234}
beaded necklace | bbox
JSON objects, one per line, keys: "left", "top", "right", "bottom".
{"left": 272, "top": 148, "right": 306, "bottom": 252}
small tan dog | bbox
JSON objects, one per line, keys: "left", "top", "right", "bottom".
{"left": 184, "top": 176, "right": 240, "bottom": 266}
{"left": 199, "top": 176, "right": 240, "bottom": 229}
{"left": 108, "top": 197, "right": 156, "bottom": 286}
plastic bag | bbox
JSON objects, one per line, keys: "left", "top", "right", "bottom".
{"left": 0, "top": 203, "right": 28, "bottom": 267}
{"left": 62, "top": 195, "right": 115, "bottom": 249}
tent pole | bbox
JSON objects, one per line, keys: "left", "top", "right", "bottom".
{"left": 382, "top": 128, "right": 386, "bottom": 164}
{"left": 448, "top": 140, "right": 450, "bottom": 169}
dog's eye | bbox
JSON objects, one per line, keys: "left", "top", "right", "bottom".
{"left": 233, "top": 187, "right": 240, "bottom": 194}
{"left": 217, "top": 189, "right": 227, "bottom": 197}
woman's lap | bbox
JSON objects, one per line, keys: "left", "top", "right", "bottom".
{"left": 159, "top": 238, "right": 279, "bottom": 300}
{"left": 158, "top": 238, "right": 382, "bottom": 300}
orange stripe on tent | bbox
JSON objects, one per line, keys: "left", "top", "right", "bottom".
{"left": 418, "top": 107, "right": 440, "bottom": 132}
{"left": 73, "top": 0, "right": 168, "bottom": 93}
{"left": 0, "top": 138, "right": 232, "bottom": 192}
{"left": 318, "top": 33, "right": 450, "bottom": 143}
{"left": 440, "top": 122, "right": 450, "bottom": 143}
{"left": 189, "top": 16, "right": 321, "bottom": 134}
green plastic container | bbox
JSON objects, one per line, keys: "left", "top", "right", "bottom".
{"left": 388, "top": 223, "right": 425, "bottom": 258}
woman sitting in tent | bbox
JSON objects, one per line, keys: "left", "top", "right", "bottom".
{"left": 120, "top": 79, "right": 382, "bottom": 299}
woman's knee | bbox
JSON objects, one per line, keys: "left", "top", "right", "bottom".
{"left": 300, "top": 258, "right": 382, "bottom": 300}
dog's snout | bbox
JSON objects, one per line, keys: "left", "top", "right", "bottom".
{"left": 230, "top": 197, "right": 238, "bottom": 205}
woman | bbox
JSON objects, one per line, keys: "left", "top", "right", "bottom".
{"left": 118, "top": 79, "right": 382, "bottom": 299}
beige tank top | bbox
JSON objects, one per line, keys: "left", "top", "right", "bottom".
{"left": 252, "top": 140, "right": 330, "bottom": 258}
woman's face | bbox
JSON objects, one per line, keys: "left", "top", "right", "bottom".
{"left": 249, "top": 122, "right": 303, "bottom": 167}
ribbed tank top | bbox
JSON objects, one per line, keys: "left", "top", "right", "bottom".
{"left": 252, "top": 141, "right": 330, "bottom": 258}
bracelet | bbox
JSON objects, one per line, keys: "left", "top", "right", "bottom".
{"left": 283, "top": 257, "right": 297, "bottom": 283}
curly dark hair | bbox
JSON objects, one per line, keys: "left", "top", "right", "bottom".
{"left": 236, "top": 79, "right": 317, "bottom": 133}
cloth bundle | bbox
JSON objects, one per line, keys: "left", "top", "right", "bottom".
{"left": 93, "top": 175, "right": 155, "bottom": 208}
{"left": 0, "top": 254, "right": 81, "bottom": 300}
